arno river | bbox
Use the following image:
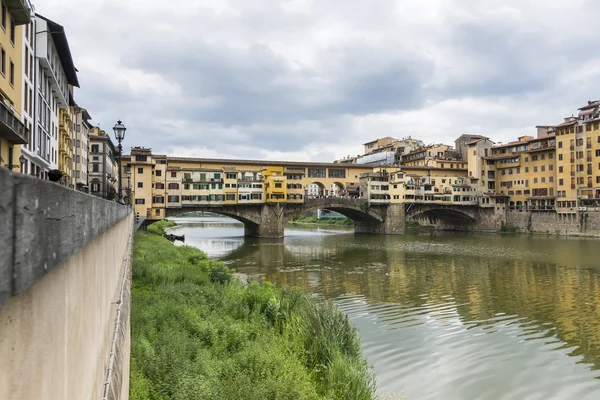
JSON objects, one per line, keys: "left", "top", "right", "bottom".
{"left": 167, "top": 217, "right": 600, "bottom": 400}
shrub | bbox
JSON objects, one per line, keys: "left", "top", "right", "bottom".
{"left": 147, "top": 220, "right": 177, "bottom": 235}
{"left": 500, "top": 223, "right": 520, "bottom": 233}
{"left": 209, "top": 264, "right": 233, "bottom": 285}
{"left": 177, "top": 245, "right": 208, "bottom": 265}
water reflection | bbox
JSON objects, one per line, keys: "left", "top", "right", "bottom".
{"left": 168, "top": 217, "right": 600, "bottom": 400}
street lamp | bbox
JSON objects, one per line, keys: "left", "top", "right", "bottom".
{"left": 1, "top": 154, "right": 26, "bottom": 171}
{"left": 113, "top": 120, "right": 127, "bottom": 205}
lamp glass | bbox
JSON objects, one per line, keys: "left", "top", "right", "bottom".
{"left": 113, "top": 120, "right": 126, "bottom": 141}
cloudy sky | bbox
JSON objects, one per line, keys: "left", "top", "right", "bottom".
{"left": 38, "top": 0, "right": 600, "bottom": 161}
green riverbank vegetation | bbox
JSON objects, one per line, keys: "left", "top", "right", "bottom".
{"left": 146, "top": 220, "right": 177, "bottom": 235}
{"left": 499, "top": 223, "right": 520, "bottom": 233}
{"left": 130, "top": 223, "right": 376, "bottom": 400}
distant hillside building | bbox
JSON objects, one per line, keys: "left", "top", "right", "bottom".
{"left": 455, "top": 134, "right": 488, "bottom": 161}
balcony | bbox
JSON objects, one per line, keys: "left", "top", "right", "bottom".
{"left": 4, "top": 0, "right": 31, "bottom": 25}
{"left": 0, "top": 101, "right": 29, "bottom": 144}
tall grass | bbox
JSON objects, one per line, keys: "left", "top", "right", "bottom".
{"left": 130, "top": 223, "right": 376, "bottom": 400}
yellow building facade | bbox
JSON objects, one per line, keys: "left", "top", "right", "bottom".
{"left": 262, "top": 166, "right": 287, "bottom": 203}
{"left": 554, "top": 102, "right": 600, "bottom": 212}
{"left": 0, "top": 0, "right": 29, "bottom": 171}
{"left": 400, "top": 144, "right": 456, "bottom": 167}
{"left": 123, "top": 148, "right": 376, "bottom": 220}
{"left": 123, "top": 102, "right": 600, "bottom": 222}
{"left": 58, "top": 107, "right": 73, "bottom": 185}
{"left": 481, "top": 134, "right": 556, "bottom": 210}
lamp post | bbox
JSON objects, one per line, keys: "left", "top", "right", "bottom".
{"left": 18, "top": 154, "right": 25, "bottom": 173}
{"left": 113, "top": 120, "right": 127, "bottom": 205}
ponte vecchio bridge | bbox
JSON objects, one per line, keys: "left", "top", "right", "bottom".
{"left": 123, "top": 148, "right": 501, "bottom": 237}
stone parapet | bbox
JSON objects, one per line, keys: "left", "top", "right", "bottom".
{"left": 0, "top": 168, "right": 130, "bottom": 305}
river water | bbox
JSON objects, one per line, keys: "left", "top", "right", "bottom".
{"left": 167, "top": 217, "right": 600, "bottom": 400}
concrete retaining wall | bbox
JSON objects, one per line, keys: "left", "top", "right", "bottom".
{"left": 0, "top": 169, "right": 132, "bottom": 400}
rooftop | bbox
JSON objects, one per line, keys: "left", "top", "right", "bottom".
{"left": 362, "top": 136, "right": 396, "bottom": 145}
{"left": 466, "top": 138, "right": 487, "bottom": 146}
{"left": 555, "top": 119, "right": 577, "bottom": 128}
{"left": 165, "top": 156, "right": 380, "bottom": 169}
{"left": 578, "top": 100, "right": 600, "bottom": 111}
{"left": 36, "top": 14, "right": 79, "bottom": 87}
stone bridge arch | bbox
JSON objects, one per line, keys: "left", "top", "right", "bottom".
{"left": 406, "top": 203, "right": 478, "bottom": 225}
{"left": 165, "top": 200, "right": 405, "bottom": 238}
{"left": 286, "top": 198, "right": 384, "bottom": 224}
{"left": 165, "top": 206, "right": 263, "bottom": 236}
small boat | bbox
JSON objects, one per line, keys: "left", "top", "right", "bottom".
{"left": 164, "top": 234, "right": 185, "bottom": 242}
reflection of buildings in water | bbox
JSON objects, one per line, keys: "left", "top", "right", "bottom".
{"left": 177, "top": 221, "right": 244, "bottom": 229}
{"left": 284, "top": 244, "right": 340, "bottom": 258}
{"left": 382, "top": 253, "right": 600, "bottom": 371}
{"left": 221, "top": 230, "right": 600, "bottom": 372}
{"left": 209, "top": 240, "right": 243, "bottom": 252}
{"left": 186, "top": 239, "right": 244, "bottom": 257}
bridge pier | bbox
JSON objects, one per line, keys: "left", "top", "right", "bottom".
{"left": 244, "top": 204, "right": 285, "bottom": 238}
{"left": 354, "top": 203, "right": 405, "bottom": 235}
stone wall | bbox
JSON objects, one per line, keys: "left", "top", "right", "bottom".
{"left": 506, "top": 210, "right": 600, "bottom": 237}
{"left": 354, "top": 204, "right": 405, "bottom": 234}
{"left": 0, "top": 169, "right": 132, "bottom": 400}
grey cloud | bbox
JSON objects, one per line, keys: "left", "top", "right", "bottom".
{"left": 38, "top": 0, "right": 600, "bottom": 161}
{"left": 124, "top": 40, "right": 431, "bottom": 126}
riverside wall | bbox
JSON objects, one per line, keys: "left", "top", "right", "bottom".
{"left": 0, "top": 169, "right": 133, "bottom": 400}
{"left": 505, "top": 210, "right": 600, "bottom": 237}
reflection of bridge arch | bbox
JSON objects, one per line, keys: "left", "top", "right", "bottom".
{"left": 406, "top": 203, "right": 477, "bottom": 224}
{"left": 166, "top": 208, "right": 261, "bottom": 232}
